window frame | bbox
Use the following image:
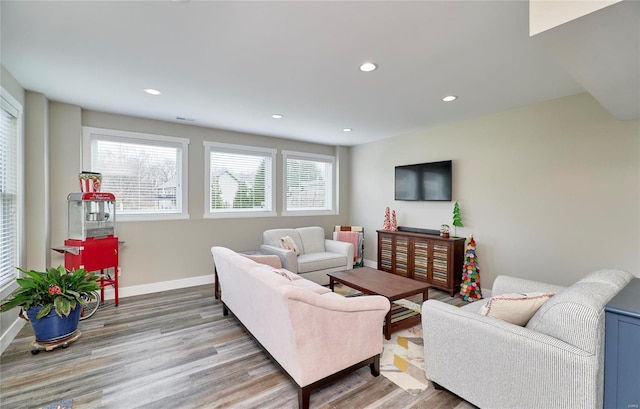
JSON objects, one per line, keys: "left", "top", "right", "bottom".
{"left": 203, "top": 141, "right": 277, "bottom": 219}
{"left": 0, "top": 87, "right": 24, "bottom": 297}
{"left": 282, "top": 150, "right": 336, "bottom": 217}
{"left": 82, "top": 127, "right": 190, "bottom": 222}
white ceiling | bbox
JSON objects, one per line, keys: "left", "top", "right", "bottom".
{"left": 1, "top": 1, "right": 638, "bottom": 146}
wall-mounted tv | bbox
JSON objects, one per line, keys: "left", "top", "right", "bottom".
{"left": 395, "top": 160, "right": 452, "bottom": 201}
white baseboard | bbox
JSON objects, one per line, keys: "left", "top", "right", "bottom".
{"left": 363, "top": 258, "right": 377, "bottom": 268}
{"left": 101, "top": 274, "right": 215, "bottom": 301}
{"left": 1, "top": 315, "right": 26, "bottom": 355}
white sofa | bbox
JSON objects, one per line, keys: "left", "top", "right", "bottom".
{"left": 260, "top": 226, "right": 354, "bottom": 285}
{"left": 422, "top": 269, "right": 634, "bottom": 409}
{"left": 211, "top": 246, "right": 390, "bottom": 409}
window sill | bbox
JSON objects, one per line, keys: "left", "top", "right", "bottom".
{"left": 204, "top": 211, "right": 277, "bottom": 219}
{"left": 117, "top": 213, "right": 190, "bottom": 222}
{"left": 281, "top": 210, "right": 336, "bottom": 217}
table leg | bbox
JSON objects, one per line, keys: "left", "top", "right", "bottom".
{"left": 329, "top": 277, "right": 335, "bottom": 292}
{"left": 384, "top": 308, "right": 391, "bottom": 340}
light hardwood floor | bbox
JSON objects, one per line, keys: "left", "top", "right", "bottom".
{"left": 0, "top": 284, "right": 475, "bottom": 409}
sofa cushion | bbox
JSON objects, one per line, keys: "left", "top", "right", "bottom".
{"left": 280, "top": 235, "right": 300, "bottom": 255}
{"left": 321, "top": 292, "right": 345, "bottom": 300}
{"left": 290, "top": 279, "right": 332, "bottom": 294}
{"left": 479, "top": 292, "right": 554, "bottom": 326}
{"left": 271, "top": 268, "right": 302, "bottom": 281}
{"left": 297, "top": 226, "right": 326, "bottom": 254}
{"left": 297, "top": 252, "right": 348, "bottom": 274}
{"left": 526, "top": 270, "right": 633, "bottom": 352}
{"left": 263, "top": 228, "right": 304, "bottom": 253}
{"left": 460, "top": 298, "right": 487, "bottom": 313}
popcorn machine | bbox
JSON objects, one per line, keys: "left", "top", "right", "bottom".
{"left": 63, "top": 192, "right": 119, "bottom": 306}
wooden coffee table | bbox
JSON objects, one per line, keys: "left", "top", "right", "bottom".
{"left": 328, "top": 267, "right": 431, "bottom": 340}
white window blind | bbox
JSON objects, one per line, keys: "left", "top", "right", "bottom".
{"left": 283, "top": 151, "right": 335, "bottom": 214}
{"left": 0, "top": 93, "right": 20, "bottom": 288}
{"left": 83, "top": 127, "right": 189, "bottom": 221}
{"left": 204, "top": 142, "right": 276, "bottom": 218}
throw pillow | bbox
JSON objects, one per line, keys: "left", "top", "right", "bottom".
{"left": 479, "top": 292, "right": 554, "bottom": 326}
{"left": 279, "top": 236, "right": 300, "bottom": 255}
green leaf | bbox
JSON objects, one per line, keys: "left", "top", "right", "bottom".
{"left": 36, "top": 304, "right": 52, "bottom": 319}
{"left": 54, "top": 297, "right": 73, "bottom": 317}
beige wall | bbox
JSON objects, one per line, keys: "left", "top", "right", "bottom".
{"left": 45, "top": 109, "right": 351, "bottom": 288}
{"left": 25, "top": 91, "right": 49, "bottom": 271}
{"left": 351, "top": 92, "right": 640, "bottom": 288}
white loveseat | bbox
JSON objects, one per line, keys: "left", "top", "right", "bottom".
{"left": 211, "top": 246, "right": 390, "bottom": 409}
{"left": 260, "top": 226, "right": 354, "bottom": 285}
{"left": 421, "top": 269, "right": 634, "bottom": 409}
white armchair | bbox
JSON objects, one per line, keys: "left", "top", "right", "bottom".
{"left": 260, "top": 226, "right": 353, "bottom": 285}
{"left": 421, "top": 270, "right": 634, "bottom": 409}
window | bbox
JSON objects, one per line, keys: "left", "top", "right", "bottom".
{"left": 0, "top": 88, "right": 23, "bottom": 290}
{"left": 283, "top": 150, "right": 335, "bottom": 215}
{"left": 204, "top": 142, "right": 276, "bottom": 218}
{"left": 82, "top": 127, "right": 189, "bottom": 221}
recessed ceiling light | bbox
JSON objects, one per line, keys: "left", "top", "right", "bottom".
{"left": 272, "top": 114, "right": 284, "bottom": 119}
{"left": 144, "top": 88, "right": 162, "bottom": 95}
{"left": 359, "top": 62, "right": 377, "bottom": 72}
{"left": 442, "top": 95, "right": 457, "bottom": 102}
{"left": 343, "top": 128, "right": 353, "bottom": 132}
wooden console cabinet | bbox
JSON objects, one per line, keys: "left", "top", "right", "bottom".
{"left": 377, "top": 230, "right": 465, "bottom": 296}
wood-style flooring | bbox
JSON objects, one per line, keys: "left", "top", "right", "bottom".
{"left": 0, "top": 284, "right": 475, "bottom": 409}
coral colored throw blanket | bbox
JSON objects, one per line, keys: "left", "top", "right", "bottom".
{"left": 336, "top": 231, "right": 362, "bottom": 263}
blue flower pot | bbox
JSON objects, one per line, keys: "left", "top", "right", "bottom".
{"left": 26, "top": 304, "right": 81, "bottom": 342}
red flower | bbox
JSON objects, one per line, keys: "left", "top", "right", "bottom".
{"left": 48, "top": 285, "right": 62, "bottom": 295}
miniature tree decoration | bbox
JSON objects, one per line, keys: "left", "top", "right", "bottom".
{"left": 452, "top": 201, "right": 463, "bottom": 236}
{"left": 460, "top": 235, "right": 482, "bottom": 302}
{"left": 383, "top": 207, "right": 391, "bottom": 231}
{"left": 390, "top": 210, "right": 398, "bottom": 231}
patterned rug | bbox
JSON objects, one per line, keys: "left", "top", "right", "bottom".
{"left": 381, "top": 322, "right": 429, "bottom": 394}
{"left": 333, "top": 283, "right": 467, "bottom": 394}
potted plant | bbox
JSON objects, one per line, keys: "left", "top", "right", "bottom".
{"left": 0, "top": 265, "right": 100, "bottom": 342}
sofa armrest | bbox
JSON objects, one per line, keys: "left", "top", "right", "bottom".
{"left": 492, "top": 275, "right": 566, "bottom": 296}
{"left": 324, "top": 238, "right": 352, "bottom": 254}
{"left": 283, "top": 287, "right": 390, "bottom": 386}
{"left": 324, "top": 240, "right": 354, "bottom": 269}
{"left": 422, "top": 300, "right": 596, "bottom": 409}
{"left": 260, "top": 244, "right": 298, "bottom": 273}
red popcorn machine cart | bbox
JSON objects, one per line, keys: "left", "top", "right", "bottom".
{"left": 62, "top": 192, "right": 120, "bottom": 306}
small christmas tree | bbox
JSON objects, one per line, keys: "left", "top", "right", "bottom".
{"left": 383, "top": 207, "right": 391, "bottom": 231}
{"left": 460, "top": 235, "right": 482, "bottom": 302}
{"left": 390, "top": 210, "right": 398, "bottom": 231}
{"left": 452, "top": 201, "right": 463, "bottom": 236}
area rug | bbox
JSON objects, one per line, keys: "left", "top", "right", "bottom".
{"left": 381, "top": 322, "right": 429, "bottom": 395}
{"left": 333, "top": 283, "right": 467, "bottom": 395}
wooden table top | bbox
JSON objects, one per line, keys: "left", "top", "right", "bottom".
{"left": 328, "top": 267, "right": 431, "bottom": 301}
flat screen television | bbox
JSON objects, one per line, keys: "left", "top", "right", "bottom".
{"left": 395, "top": 160, "right": 452, "bottom": 201}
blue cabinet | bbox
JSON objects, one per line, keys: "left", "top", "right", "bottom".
{"left": 604, "top": 278, "right": 640, "bottom": 409}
